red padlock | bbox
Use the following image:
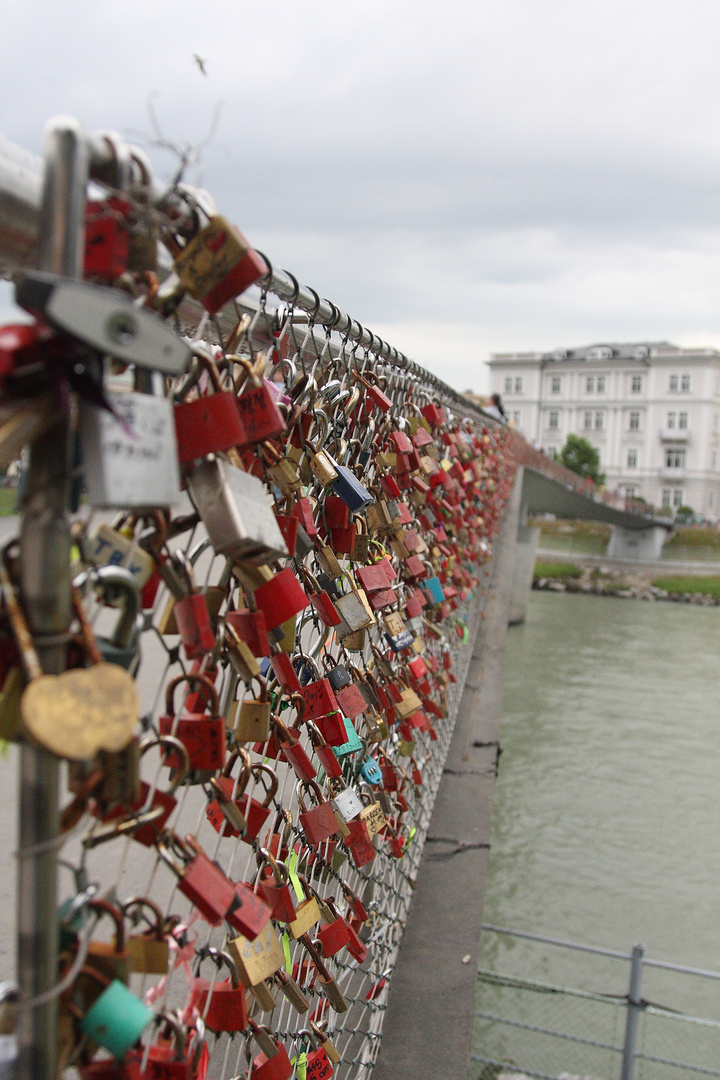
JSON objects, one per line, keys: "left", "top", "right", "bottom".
{"left": 300, "top": 675, "right": 340, "bottom": 722}
{"left": 226, "top": 879, "right": 273, "bottom": 940}
{"left": 171, "top": 215, "right": 266, "bottom": 315}
{"left": 334, "top": 682, "right": 367, "bottom": 722}
{"left": 225, "top": 607, "right": 271, "bottom": 657}
{"left": 275, "top": 713, "right": 317, "bottom": 784}
{"left": 233, "top": 356, "right": 287, "bottom": 446}
{"left": 269, "top": 652, "right": 302, "bottom": 694}
{"left": 315, "top": 898, "right": 351, "bottom": 958}
{"left": 173, "top": 348, "right": 246, "bottom": 464}
{"left": 344, "top": 817, "right": 376, "bottom": 868}
{"left": 307, "top": 722, "right": 343, "bottom": 779}
{"left": 314, "top": 711, "right": 347, "bottom": 747}
{"left": 253, "top": 568, "right": 309, "bottom": 631}
{"left": 158, "top": 674, "right": 225, "bottom": 773}
{"left": 298, "top": 780, "right": 341, "bottom": 848}
{"left": 247, "top": 1023, "right": 293, "bottom": 1080}
{"left": 190, "top": 948, "right": 248, "bottom": 1033}
{"left": 158, "top": 834, "right": 236, "bottom": 926}
{"left": 256, "top": 850, "right": 297, "bottom": 923}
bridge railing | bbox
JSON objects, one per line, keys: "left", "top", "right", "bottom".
{"left": 0, "top": 118, "right": 519, "bottom": 1080}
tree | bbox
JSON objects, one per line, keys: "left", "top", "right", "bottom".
{"left": 557, "top": 434, "right": 605, "bottom": 485}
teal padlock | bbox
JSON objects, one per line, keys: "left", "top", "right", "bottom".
{"left": 423, "top": 575, "right": 445, "bottom": 604}
{"left": 80, "top": 978, "right": 154, "bottom": 1059}
{"left": 333, "top": 717, "right": 363, "bottom": 758}
{"left": 360, "top": 756, "right": 382, "bottom": 785}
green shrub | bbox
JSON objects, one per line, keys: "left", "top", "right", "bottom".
{"left": 665, "top": 526, "right": 720, "bottom": 549}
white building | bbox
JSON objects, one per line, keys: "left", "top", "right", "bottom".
{"left": 487, "top": 342, "right": 720, "bottom": 517}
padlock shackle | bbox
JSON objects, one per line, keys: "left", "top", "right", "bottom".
{"left": 164, "top": 672, "right": 219, "bottom": 718}
{"left": 87, "top": 897, "right": 126, "bottom": 950}
{"left": 220, "top": 746, "right": 253, "bottom": 787}
{"left": 139, "top": 732, "right": 190, "bottom": 793}
{"left": 250, "top": 762, "right": 279, "bottom": 806}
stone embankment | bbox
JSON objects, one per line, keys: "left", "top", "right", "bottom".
{"left": 534, "top": 565, "right": 720, "bottom": 605}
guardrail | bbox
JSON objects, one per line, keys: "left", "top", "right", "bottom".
{"left": 0, "top": 117, "right": 518, "bottom": 1080}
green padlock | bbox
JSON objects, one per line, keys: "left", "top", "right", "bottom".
{"left": 80, "top": 976, "right": 154, "bottom": 1059}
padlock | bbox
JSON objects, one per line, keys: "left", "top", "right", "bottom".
{"left": 274, "top": 968, "right": 309, "bottom": 1013}
{"left": 186, "top": 456, "right": 289, "bottom": 563}
{"left": 232, "top": 354, "right": 287, "bottom": 446}
{"left": 82, "top": 899, "right": 132, "bottom": 986}
{"left": 287, "top": 891, "right": 321, "bottom": 940}
{"left": 158, "top": 673, "right": 225, "bottom": 772}
{"left": 298, "top": 1027, "right": 335, "bottom": 1079}
{"left": 67, "top": 966, "right": 154, "bottom": 1062}
{"left": 330, "top": 458, "right": 373, "bottom": 512}
{"left": 358, "top": 791, "right": 386, "bottom": 837}
{"left": 315, "top": 898, "right": 352, "bottom": 960}
{"left": 352, "top": 368, "right": 392, "bottom": 413}
{"left": 273, "top": 714, "right": 317, "bottom": 784}
{"left": 224, "top": 606, "right": 271, "bottom": 659}
{"left": 220, "top": 621, "right": 261, "bottom": 683}
{"left": 228, "top": 923, "right": 286, "bottom": 988}
{"left": 142, "top": 1012, "right": 204, "bottom": 1080}
{"left": 256, "top": 849, "right": 297, "bottom": 923}
{"left": 344, "top": 817, "right": 376, "bottom": 868}
{"left": 301, "top": 568, "right": 342, "bottom": 628}
{"left": 298, "top": 936, "right": 348, "bottom": 1012}
{"left": 206, "top": 750, "right": 277, "bottom": 841}
{"left": 226, "top": 878, "right": 273, "bottom": 941}
{"left": 229, "top": 676, "right": 272, "bottom": 742}
{"left": 170, "top": 213, "right": 266, "bottom": 314}
{"left": 309, "top": 1019, "right": 342, "bottom": 1066}
{"left": 250, "top": 978, "right": 278, "bottom": 1013}
{"left": 122, "top": 896, "right": 171, "bottom": 975}
{"left": 252, "top": 567, "right": 309, "bottom": 631}
{"left": 173, "top": 347, "right": 246, "bottom": 464}
{"left": 73, "top": 565, "right": 142, "bottom": 672}
{"left": 298, "top": 779, "right": 341, "bottom": 848}
{"left": 166, "top": 553, "right": 216, "bottom": 661}
{"left": 80, "top": 389, "right": 181, "bottom": 509}
{"left": 334, "top": 585, "right": 375, "bottom": 635}
{"left": 205, "top": 747, "right": 253, "bottom": 838}
{"left": 245, "top": 1021, "right": 293, "bottom": 1080}
{"left": 307, "top": 722, "right": 342, "bottom": 779}
{"left": 268, "top": 652, "right": 301, "bottom": 694}
{"left": 91, "top": 733, "right": 189, "bottom": 848}
{"left": 157, "top": 833, "right": 237, "bottom": 925}
{"left": 328, "top": 781, "right": 363, "bottom": 825}
{"left": 190, "top": 947, "right": 248, "bottom": 1033}
{"left": 299, "top": 665, "right": 340, "bottom": 723}
{"left": 1, "top": 549, "right": 139, "bottom": 762}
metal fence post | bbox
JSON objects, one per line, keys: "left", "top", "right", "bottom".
{"left": 621, "top": 943, "right": 645, "bottom": 1080}
{"left": 16, "top": 117, "right": 87, "bottom": 1080}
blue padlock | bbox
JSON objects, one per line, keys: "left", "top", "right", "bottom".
{"left": 423, "top": 575, "right": 445, "bottom": 604}
{"left": 361, "top": 756, "right": 383, "bottom": 785}
{"left": 385, "top": 628, "right": 415, "bottom": 652}
{"left": 329, "top": 457, "right": 373, "bottom": 512}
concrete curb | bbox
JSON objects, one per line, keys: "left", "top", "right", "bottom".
{"left": 372, "top": 473, "right": 521, "bottom": 1079}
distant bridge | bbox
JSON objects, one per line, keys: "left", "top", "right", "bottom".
{"left": 505, "top": 432, "right": 673, "bottom": 623}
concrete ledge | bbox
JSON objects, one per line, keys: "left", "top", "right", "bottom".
{"left": 372, "top": 474, "right": 521, "bottom": 1080}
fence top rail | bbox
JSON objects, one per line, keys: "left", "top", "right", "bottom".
{"left": 482, "top": 924, "right": 720, "bottom": 982}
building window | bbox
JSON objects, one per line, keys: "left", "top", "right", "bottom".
{"left": 669, "top": 374, "right": 678, "bottom": 392}
{"left": 665, "top": 448, "right": 686, "bottom": 469}
{"left": 594, "top": 411, "right": 604, "bottom": 430}
{"left": 514, "top": 376, "right": 523, "bottom": 393}
{"left": 666, "top": 411, "right": 676, "bottom": 429}
{"left": 631, "top": 374, "right": 643, "bottom": 393}
{"left": 623, "top": 485, "right": 637, "bottom": 498}
{"left": 550, "top": 375, "right": 561, "bottom": 393}
{"left": 548, "top": 410, "right": 559, "bottom": 430}
{"left": 681, "top": 374, "right": 691, "bottom": 392}
{"left": 583, "top": 410, "right": 592, "bottom": 430}
{"left": 512, "top": 410, "right": 521, "bottom": 427}
{"left": 673, "top": 489, "right": 683, "bottom": 508}
{"left": 546, "top": 445, "right": 557, "bottom": 458}
{"left": 504, "top": 376, "right": 512, "bottom": 394}
{"left": 596, "top": 375, "right": 606, "bottom": 393}
{"left": 585, "top": 376, "right": 594, "bottom": 393}
{"left": 627, "top": 448, "right": 637, "bottom": 468}
{"left": 678, "top": 411, "right": 688, "bottom": 430}
{"left": 662, "top": 488, "right": 672, "bottom": 507}
{"left": 629, "top": 411, "right": 640, "bottom": 431}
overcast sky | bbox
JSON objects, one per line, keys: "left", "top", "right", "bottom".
{"left": 3, "top": 0, "right": 720, "bottom": 392}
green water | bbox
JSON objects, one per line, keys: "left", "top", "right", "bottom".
{"left": 475, "top": 589, "right": 720, "bottom": 1073}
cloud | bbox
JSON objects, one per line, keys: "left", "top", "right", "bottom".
{"left": 4, "top": 0, "right": 720, "bottom": 392}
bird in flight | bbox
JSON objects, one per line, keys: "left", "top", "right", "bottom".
{"left": 193, "top": 54, "right": 208, "bottom": 76}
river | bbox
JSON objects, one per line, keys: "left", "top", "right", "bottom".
{"left": 475, "top": 589, "right": 720, "bottom": 1062}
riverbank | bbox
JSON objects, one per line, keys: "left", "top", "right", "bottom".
{"left": 534, "top": 559, "right": 720, "bottom": 604}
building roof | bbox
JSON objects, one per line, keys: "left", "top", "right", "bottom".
{"left": 488, "top": 342, "right": 720, "bottom": 364}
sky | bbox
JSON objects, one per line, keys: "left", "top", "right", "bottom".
{"left": 3, "top": 0, "right": 720, "bottom": 393}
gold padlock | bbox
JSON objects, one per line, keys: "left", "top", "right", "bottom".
{"left": 230, "top": 676, "right": 271, "bottom": 742}
{"left": 287, "top": 896, "right": 321, "bottom": 940}
{"left": 228, "top": 923, "right": 285, "bottom": 987}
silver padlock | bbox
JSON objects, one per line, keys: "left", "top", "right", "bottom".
{"left": 186, "top": 456, "right": 288, "bottom": 564}
{"left": 330, "top": 785, "right": 364, "bottom": 824}
{"left": 73, "top": 565, "right": 142, "bottom": 673}
{"left": 80, "top": 390, "right": 181, "bottom": 509}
